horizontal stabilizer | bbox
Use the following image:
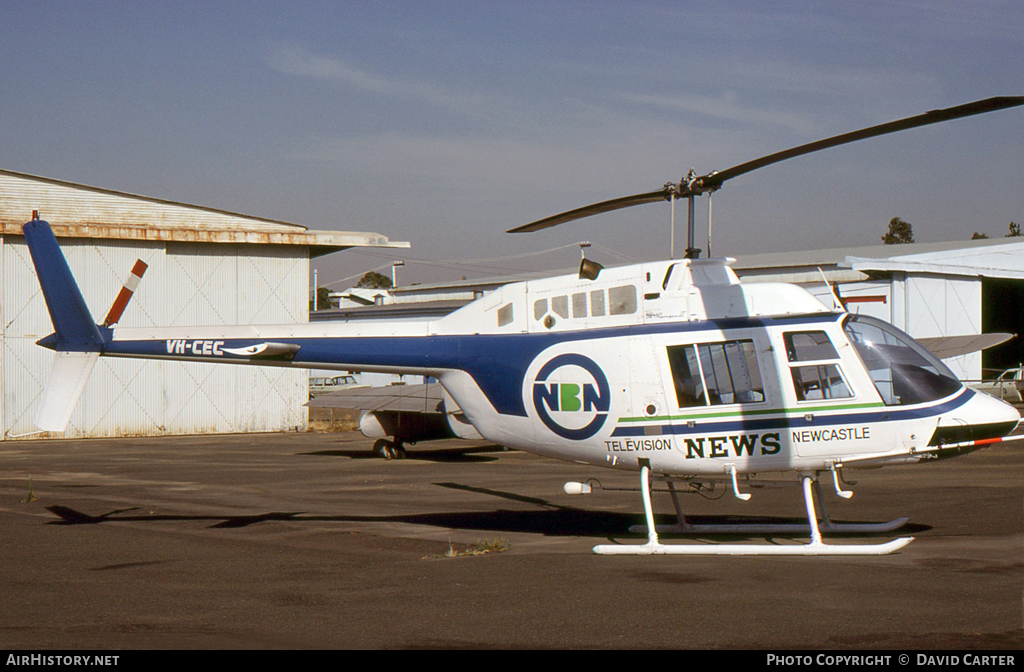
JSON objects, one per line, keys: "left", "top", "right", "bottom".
{"left": 35, "top": 351, "right": 99, "bottom": 432}
{"left": 916, "top": 333, "right": 1013, "bottom": 360}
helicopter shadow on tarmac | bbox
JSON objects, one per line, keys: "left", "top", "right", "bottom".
{"left": 299, "top": 443, "right": 507, "bottom": 463}
{"left": 43, "top": 479, "right": 930, "bottom": 543}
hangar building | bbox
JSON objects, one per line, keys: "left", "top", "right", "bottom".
{"left": 0, "top": 169, "right": 408, "bottom": 440}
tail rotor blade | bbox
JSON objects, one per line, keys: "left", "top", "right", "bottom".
{"left": 102, "top": 259, "right": 148, "bottom": 327}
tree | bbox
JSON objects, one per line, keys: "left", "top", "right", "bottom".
{"left": 881, "top": 217, "right": 914, "bottom": 244}
{"left": 309, "top": 287, "right": 332, "bottom": 311}
{"left": 1006, "top": 221, "right": 1022, "bottom": 238}
{"left": 971, "top": 232, "right": 990, "bottom": 239}
{"left": 356, "top": 271, "right": 393, "bottom": 289}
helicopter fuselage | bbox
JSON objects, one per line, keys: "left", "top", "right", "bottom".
{"left": 48, "top": 253, "right": 1017, "bottom": 477}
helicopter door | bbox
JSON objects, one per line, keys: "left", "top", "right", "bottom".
{"left": 781, "top": 329, "right": 897, "bottom": 458}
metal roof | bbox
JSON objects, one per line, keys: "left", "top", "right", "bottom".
{"left": 329, "top": 237, "right": 1024, "bottom": 304}
{"left": 733, "top": 238, "right": 1024, "bottom": 283}
{"left": 0, "top": 169, "right": 409, "bottom": 255}
{"left": 733, "top": 238, "right": 1017, "bottom": 271}
{"left": 844, "top": 240, "right": 1024, "bottom": 279}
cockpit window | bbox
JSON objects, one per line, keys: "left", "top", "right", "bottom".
{"left": 783, "top": 331, "right": 851, "bottom": 401}
{"left": 791, "top": 364, "right": 852, "bottom": 401}
{"left": 842, "top": 315, "right": 961, "bottom": 406}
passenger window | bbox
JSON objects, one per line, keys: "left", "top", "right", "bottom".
{"left": 784, "top": 331, "right": 839, "bottom": 362}
{"left": 572, "top": 293, "right": 587, "bottom": 318}
{"left": 667, "top": 345, "right": 705, "bottom": 407}
{"left": 590, "top": 290, "right": 606, "bottom": 316}
{"left": 533, "top": 299, "right": 547, "bottom": 321}
{"left": 609, "top": 285, "right": 637, "bottom": 315}
{"left": 667, "top": 340, "right": 765, "bottom": 407}
{"left": 552, "top": 296, "right": 569, "bottom": 318}
{"left": 791, "top": 364, "right": 852, "bottom": 401}
{"left": 497, "top": 303, "right": 514, "bottom": 327}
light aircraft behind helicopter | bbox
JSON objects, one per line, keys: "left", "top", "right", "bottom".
{"left": 23, "top": 96, "right": 1024, "bottom": 556}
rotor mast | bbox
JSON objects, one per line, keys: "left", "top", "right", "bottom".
{"left": 667, "top": 168, "right": 715, "bottom": 259}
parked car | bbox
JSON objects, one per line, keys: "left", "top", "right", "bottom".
{"left": 309, "top": 374, "right": 364, "bottom": 397}
{"left": 972, "top": 366, "right": 1024, "bottom": 402}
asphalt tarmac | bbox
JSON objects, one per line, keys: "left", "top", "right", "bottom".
{"left": 0, "top": 431, "right": 1020, "bottom": 650}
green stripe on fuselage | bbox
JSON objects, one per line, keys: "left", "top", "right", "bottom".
{"left": 617, "top": 401, "right": 885, "bottom": 424}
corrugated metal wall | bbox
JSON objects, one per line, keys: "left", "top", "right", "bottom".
{"left": 891, "top": 272, "right": 982, "bottom": 380}
{"left": 1, "top": 236, "right": 308, "bottom": 439}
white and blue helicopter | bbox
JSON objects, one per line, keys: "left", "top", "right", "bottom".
{"left": 23, "top": 97, "right": 1024, "bottom": 556}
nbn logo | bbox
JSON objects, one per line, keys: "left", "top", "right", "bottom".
{"left": 534, "top": 382, "right": 609, "bottom": 413}
{"left": 531, "top": 353, "right": 610, "bottom": 441}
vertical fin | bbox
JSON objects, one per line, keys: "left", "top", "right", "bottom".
{"left": 22, "top": 220, "right": 104, "bottom": 350}
{"left": 22, "top": 220, "right": 105, "bottom": 432}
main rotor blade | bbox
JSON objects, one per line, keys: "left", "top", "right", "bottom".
{"left": 508, "top": 190, "right": 667, "bottom": 233}
{"left": 509, "top": 96, "right": 1024, "bottom": 234}
{"left": 702, "top": 96, "right": 1024, "bottom": 190}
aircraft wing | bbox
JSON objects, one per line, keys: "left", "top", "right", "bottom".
{"left": 916, "top": 333, "right": 1013, "bottom": 360}
{"left": 306, "top": 383, "right": 445, "bottom": 414}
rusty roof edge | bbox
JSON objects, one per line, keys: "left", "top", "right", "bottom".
{"left": 1, "top": 222, "right": 410, "bottom": 250}
{"left": 0, "top": 168, "right": 310, "bottom": 231}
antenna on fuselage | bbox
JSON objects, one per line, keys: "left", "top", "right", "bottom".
{"left": 707, "top": 192, "right": 713, "bottom": 258}
{"left": 817, "top": 267, "right": 845, "bottom": 312}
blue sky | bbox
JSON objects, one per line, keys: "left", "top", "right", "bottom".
{"left": 2, "top": 1, "right": 1022, "bottom": 286}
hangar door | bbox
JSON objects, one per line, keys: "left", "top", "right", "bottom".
{"left": 982, "top": 278, "right": 1024, "bottom": 373}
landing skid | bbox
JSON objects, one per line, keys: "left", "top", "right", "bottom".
{"left": 593, "top": 460, "right": 913, "bottom": 556}
{"left": 594, "top": 537, "right": 913, "bottom": 556}
{"left": 628, "top": 518, "right": 911, "bottom": 536}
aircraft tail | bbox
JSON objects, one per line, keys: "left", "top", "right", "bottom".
{"left": 22, "top": 220, "right": 106, "bottom": 351}
{"left": 22, "top": 220, "right": 108, "bottom": 431}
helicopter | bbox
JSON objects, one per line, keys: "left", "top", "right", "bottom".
{"left": 23, "top": 96, "right": 1024, "bottom": 556}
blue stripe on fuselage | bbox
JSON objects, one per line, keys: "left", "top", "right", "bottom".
{"left": 104, "top": 312, "right": 844, "bottom": 417}
{"left": 610, "top": 388, "right": 975, "bottom": 437}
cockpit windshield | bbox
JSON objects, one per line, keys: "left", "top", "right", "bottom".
{"left": 842, "top": 315, "right": 961, "bottom": 406}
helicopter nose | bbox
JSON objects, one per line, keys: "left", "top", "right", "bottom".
{"left": 930, "top": 390, "right": 1020, "bottom": 445}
